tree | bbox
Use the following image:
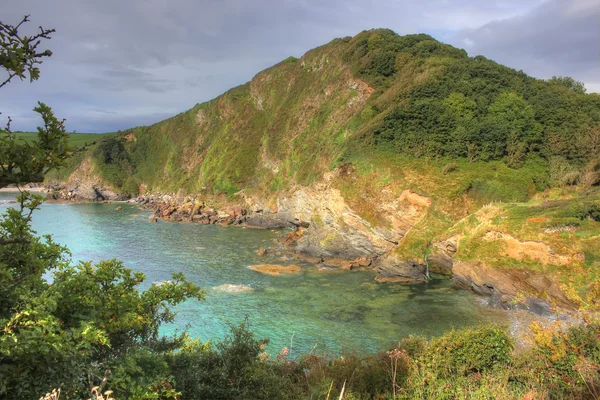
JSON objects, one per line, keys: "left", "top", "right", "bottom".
{"left": 0, "top": 15, "right": 70, "bottom": 189}
{"left": 547, "top": 75, "right": 586, "bottom": 94}
{"left": 481, "top": 92, "right": 541, "bottom": 167}
{"left": 0, "top": 14, "right": 54, "bottom": 88}
{"left": 0, "top": 16, "right": 204, "bottom": 399}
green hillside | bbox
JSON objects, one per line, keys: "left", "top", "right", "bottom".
{"left": 48, "top": 29, "right": 600, "bottom": 308}
{"left": 16, "top": 131, "right": 116, "bottom": 149}
{"left": 52, "top": 29, "right": 600, "bottom": 196}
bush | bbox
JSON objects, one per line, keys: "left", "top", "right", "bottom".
{"left": 561, "top": 171, "right": 581, "bottom": 186}
{"left": 419, "top": 326, "right": 512, "bottom": 377}
{"left": 167, "top": 320, "right": 290, "bottom": 400}
{"left": 441, "top": 162, "right": 458, "bottom": 174}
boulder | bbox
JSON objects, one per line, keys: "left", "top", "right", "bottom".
{"left": 374, "top": 257, "right": 426, "bottom": 283}
{"left": 323, "top": 258, "right": 354, "bottom": 270}
{"left": 245, "top": 214, "right": 293, "bottom": 229}
{"left": 256, "top": 248, "right": 269, "bottom": 256}
{"left": 248, "top": 264, "right": 301, "bottom": 276}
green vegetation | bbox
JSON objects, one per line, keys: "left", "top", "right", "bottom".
{"left": 3, "top": 19, "right": 600, "bottom": 399}
{"left": 15, "top": 131, "right": 116, "bottom": 149}
{"left": 50, "top": 29, "right": 599, "bottom": 202}
{"left": 43, "top": 28, "right": 600, "bottom": 307}
{"left": 1, "top": 15, "right": 203, "bottom": 400}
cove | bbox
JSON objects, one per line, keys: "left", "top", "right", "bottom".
{"left": 0, "top": 193, "right": 507, "bottom": 355}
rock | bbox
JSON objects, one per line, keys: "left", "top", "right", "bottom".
{"left": 374, "top": 257, "right": 426, "bottom": 283}
{"left": 203, "top": 207, "right": 217, "bottom": 217}
{"left": 248, "top": 264, "right": 301, "bottom": 276}
{"left": 214, "top": 284, "right": 253, "bottom": 293}
{"left": 256, "top": 248, "right": 269, "bottom": 256}
{"left": 148, "top": 217, "right": 158, "bottom": 223}
{"left": 115, "top": 206, "right": 122, "bottom": 211}
{"left": 293, "top": 253, "right": 323, "bottom": 264}
{"left": 282, "top": 228, "right": 305, "bottom": 246}
{"left": 323, "top": 258, "right": 354, "bottom": 270}
{"left": 275, "top": 180, "right": 432, "bottom": 260}
{"left": 316, "top": 265, "right": 341, "bottom": 272}
{"left": 245, "top": 214, "right": 293, "bottom": 229}
{"left": 522, "top": 297, "right": 553, "bottom": 317}
{"left": 354, "top": 257, "right": 372, "bottom": 267}
{"left": 452, "top": 261, "right": 576, "bottom": 311}
{"left": 427, "top": 254, "right": 454, "bottom": 275}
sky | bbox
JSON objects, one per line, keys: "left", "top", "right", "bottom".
{"left": 1, "top": 0, "right": 598, "bottom": 133}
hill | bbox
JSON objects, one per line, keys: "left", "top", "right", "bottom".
{"left": 15, "top": 131, "right": 116, "bottom": 148}
{"left": 47, "top": 29, "right": 600, "bottom": 311}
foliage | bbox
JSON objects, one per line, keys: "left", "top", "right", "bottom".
{"left": 548, "top": 75, "right": 587, "bottom": 94}
{"left": 56, "top": 29, "right": 600, "bottom": 199}
{"left": 91, "top": 137, "right": 136, "bottom": 188}
{"left": 167, "top": 320, "right": 290, "bottom": 400}
{"left": 162, "top": 322, "right": 600, "bottom": 399}
{"left": 0, "top": 14, "right": 54, "bottom": 88}
{"left": 0, "top": 15, "right": 205, "bottom": 400}
{"left": 0, "top": 102, "right": 70, "bottom": 188}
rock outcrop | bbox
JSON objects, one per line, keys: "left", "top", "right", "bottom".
{"left": 452, "top": 260, "right": 576, "bottom": 312}
{"left": 374, "top": 257, "right": 426, "bottom": 283}
{"left": 46, "top": 159, "right": 126, "bottom": 201}
{"left": 248, "top": 264, "right": 302, "bottom": 276}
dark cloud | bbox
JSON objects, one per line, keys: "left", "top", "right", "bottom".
{"left": 1, "top": 0, "right": 595, "bottom": 132}
{"left": 453, "top": 0, "right": 600, "bottom": 92}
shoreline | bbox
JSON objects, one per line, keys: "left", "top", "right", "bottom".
{"left": 0, "top": 187, "right": 45, "bottom": 193}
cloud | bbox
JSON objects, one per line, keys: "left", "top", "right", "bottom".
{"left": 0, "top": 0, "right": 595, "bottom": 132}
{"left": 453, "top": 0, "right": 600, "bottom": 91}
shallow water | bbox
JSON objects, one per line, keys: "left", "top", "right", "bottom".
{"left": 0, "top": 193, "right": 506, "bottom": 355}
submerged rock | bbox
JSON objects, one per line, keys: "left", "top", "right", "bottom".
{"left": 248, "top": 264, "right": 301, "bottom": 276}
{"left": 214, "top": 284, "right": 253, "bottom": 293}
{"left": 255, "top": 248, "right": 269, "bottom": 256}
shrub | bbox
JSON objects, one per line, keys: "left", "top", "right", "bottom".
{"left": 420, "top": 326, "right": 513, "bottom": 377}
{"left": 561, "top": 171, "right": 581, "bottom": 186}
{"left": 167, "top": 321, "right": 290, "bottom": 400}
{"left": 441, "top": 162, "right": 458, "bottom": 174}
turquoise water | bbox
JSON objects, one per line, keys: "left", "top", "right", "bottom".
{"left": 0, "top": 193, "right": 506, "bottom": 355}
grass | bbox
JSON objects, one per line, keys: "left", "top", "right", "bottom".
{"left": 15, "top": 131, "right": 116, "bottom": 148}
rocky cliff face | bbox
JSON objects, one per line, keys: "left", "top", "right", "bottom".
{"left": 46, "top": 159, "right": 125, "bottom": 201}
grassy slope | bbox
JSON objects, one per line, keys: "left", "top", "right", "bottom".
{"left": 48, "top": 29, "right": 600, "bottom": 308}
{"left": 15, "top": 132, "right": 116, "bottom": 148}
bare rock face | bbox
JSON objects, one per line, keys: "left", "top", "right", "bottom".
{"left": 374, "top": 257, "right": 426, "bottom": 283}
{"left": 48, "top": 158, "right": 127, "bottom": 201}
{"left": 274, "top": 172, "right": 431, "bottom": 261}
{"left": 428, "top": 235, "right": 460, "bottom": 276}
{"left": 452, "top": 260, "right": 576, "bottom": 311}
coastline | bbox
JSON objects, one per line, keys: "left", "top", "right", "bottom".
{"left": 0, "top": 187, "right": 45, "bottom": 193}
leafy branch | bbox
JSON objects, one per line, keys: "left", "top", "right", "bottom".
{"left": 0, "top": 14, "right": 54, "bottom": 88}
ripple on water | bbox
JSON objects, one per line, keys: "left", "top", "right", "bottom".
{"left": 0, "top": 195, "right": 508, "bottom": 355}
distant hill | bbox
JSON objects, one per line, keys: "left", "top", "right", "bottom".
{"left": 16, "top": 132, "right": 116, "bottom": 149}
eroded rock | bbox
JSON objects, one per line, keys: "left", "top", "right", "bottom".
{"left": 248, "top": 264, "right": 302, "bottom": 276}
{"left": 374, "top": 257, "right": 426, "bottom": 283}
